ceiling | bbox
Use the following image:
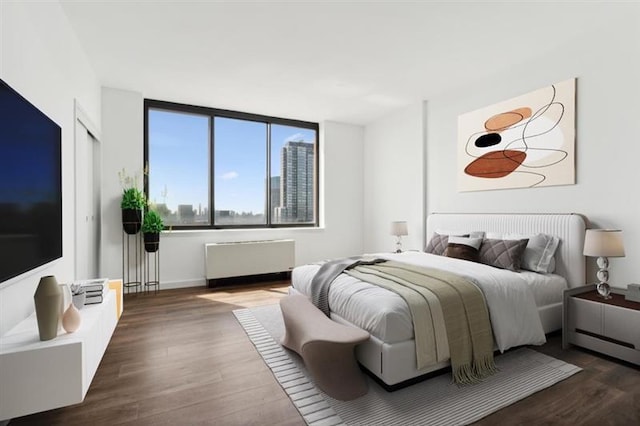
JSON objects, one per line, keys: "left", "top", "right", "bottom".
{"left": 60, "top": 1, "right": 616, "bottom": 125}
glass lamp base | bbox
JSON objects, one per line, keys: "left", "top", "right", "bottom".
{"left": 395, "top": 236, "right": 403, "bottom": 253}
{"left": 596, "top": 282, "right": 612, "bottom": 300}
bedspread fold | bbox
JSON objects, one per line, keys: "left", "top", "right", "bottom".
{"left": 347, "top": 261, "right": 496, "bottom": 384}
{"left": 309, "top": 256, "right": 387, "bottom": 316}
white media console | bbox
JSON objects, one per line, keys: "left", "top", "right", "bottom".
{"left": 0, "top": 286, "right": 120, "bottom": 420}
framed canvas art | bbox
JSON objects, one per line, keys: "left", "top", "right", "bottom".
{"left": 458, "top": 78, "right": 575, "bottom": 192}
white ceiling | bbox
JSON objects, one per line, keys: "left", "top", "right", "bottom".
{"left": 60, "top": 1, "right": 616, "bottom": 125}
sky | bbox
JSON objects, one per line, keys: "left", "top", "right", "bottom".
{"left": 148, "top": 108, "right": 316, "bottom": 214}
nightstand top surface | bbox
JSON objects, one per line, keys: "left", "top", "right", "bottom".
{"left": 574, "top": 290, "right": 640, "bottom": 311}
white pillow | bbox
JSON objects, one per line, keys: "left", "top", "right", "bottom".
{"left": 436, "top": 229, "right": 485, "bottom": 239}
{"left": 448, "top": 235, "right": 483, "bottom": 250}
{"left": 485, "top": 232, "right": 559, "bottom": 273}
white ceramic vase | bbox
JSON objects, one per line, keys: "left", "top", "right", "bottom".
{"left": 58, "top": 284, "right": 72, "bottom": 331}
{"left": 62, "top": 302, "right": 81, "bottom": 333}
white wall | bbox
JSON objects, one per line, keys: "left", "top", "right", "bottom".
{"left": 100, "top": 88, "right": 144, "bottom": 281}
{"left": 380, "top": 4, "right": 640, "bottom": 287}
{"left": 101, "top": 87, "right": 365, "bottom": 288}
{"left": 363, "top": 103, "right": 425, "bottom": 253}
{"left": 0, "top": 2, "right": 100, "bottom": 334}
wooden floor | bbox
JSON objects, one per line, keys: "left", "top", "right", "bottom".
{"left": 11, "top": 283, "right": 640, "bottom": 425}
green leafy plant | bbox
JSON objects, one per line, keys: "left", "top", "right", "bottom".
{"left": 142, "top": 209, "right": 165, "bottom": 233}
{"left": 121, "top": 187, "right": 146, "bottom": 210}
{"left": 118, "top": 168, "right": 146, "bottom": 210}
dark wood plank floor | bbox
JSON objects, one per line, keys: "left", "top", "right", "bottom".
{"left": 10, "top": 283, "right": 640, "bottom": 425}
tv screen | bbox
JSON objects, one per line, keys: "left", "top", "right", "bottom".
{"left": 0, "top": 78, "right": 62, "bottom": 284}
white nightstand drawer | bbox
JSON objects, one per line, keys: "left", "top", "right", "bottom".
{"left": 604, "top": 304, "right": 640, "bottom": 348}
{"left": 569, "top": 297, "right": 602, "bottom": 335}
{"left": 563, "top": 286, "right": 640, "bottom": 366}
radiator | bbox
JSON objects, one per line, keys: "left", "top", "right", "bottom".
{"left": 205, "top": 239, "right": 295, "bottom": 279}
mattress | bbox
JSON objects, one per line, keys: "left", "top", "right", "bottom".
{"left": 291, "top": 251, "right": 566, "bottom": 347}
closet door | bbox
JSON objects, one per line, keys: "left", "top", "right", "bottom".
{"left": 75, "top": 119, "right": 101, "bottom": 279}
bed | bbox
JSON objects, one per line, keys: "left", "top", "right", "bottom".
{"left": 290, "top": 213, "right": 587, "bottom": 388}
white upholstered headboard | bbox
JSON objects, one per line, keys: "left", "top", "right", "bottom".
{"left": 426, "top": 213, "right": 587, "bottom": 289}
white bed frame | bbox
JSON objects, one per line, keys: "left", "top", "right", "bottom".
{"left": 331, "top": 213, "right": 587, "bottom": 388}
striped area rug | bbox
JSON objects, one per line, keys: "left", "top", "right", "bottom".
{"left": 233, "top": 305, "right": 581, "bottom": 426}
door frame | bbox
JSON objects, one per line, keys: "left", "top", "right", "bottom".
{"left": 74, "top": 100, "right": 102, "bottom": 279}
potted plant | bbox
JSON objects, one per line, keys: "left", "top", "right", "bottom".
{"left": 119, "top": 169, "right": 145, "bottom": 234}
{"left": 142, "top": 208, "right": 164, "bottom": 252}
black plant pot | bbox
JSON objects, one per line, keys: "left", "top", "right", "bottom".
{"left": 143, "top": 232, "right": 160, "bottom": 252}
{"left": 122, "top": 208, "right": 142, "bottom": 235}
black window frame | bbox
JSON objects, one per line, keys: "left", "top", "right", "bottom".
{"left": 144, "top": 98, "right": 320, "bottom": 230}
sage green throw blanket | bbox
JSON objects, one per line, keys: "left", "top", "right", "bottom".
{"left": 346, "top": 261, "right": 496, "bottom": 384}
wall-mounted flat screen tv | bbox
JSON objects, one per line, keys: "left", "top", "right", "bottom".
{"left": 0, "top": 78, "right": 62, "bottom": 284}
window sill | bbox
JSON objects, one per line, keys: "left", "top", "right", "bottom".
{"left": 161, "top": 226, "right": 325, "bottom": 237}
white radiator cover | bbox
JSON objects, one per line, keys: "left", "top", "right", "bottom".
{"left": 205, "top": 239, "right": 295, "bottom": 279}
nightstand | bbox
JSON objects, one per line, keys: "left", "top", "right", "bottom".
{"left": 563, "top": 284, "right": 640, "bottom": 365}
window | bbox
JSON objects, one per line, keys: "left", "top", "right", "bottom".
{"left": 270, "top": 124, "right": 317, "bottom": 224}
{"left": 214, "top": 117, "right": 267, "bottom": 226}
{"left": 144, "top": 99, "right": 319, "bottom": 229}
{"left": 146, "top": 108, "right": 210, "bottom": 226}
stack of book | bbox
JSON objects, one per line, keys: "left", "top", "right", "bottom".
{"left": 74, "top": 278, "right": 108, "bottom": 305}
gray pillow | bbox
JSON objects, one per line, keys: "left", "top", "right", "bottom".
{"left": 521, "top": 234, "right": 560, "bottom": 273}
{"left": 479, "top": 238, "right": 529, "bottom": 271}
{"left": 425, "top": 232, "right": 469, "bottom": 256}
{"left": 485, "top": 232, "right": 559, "bottom": 273}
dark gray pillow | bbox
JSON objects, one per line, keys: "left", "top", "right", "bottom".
{"left": 425, "top": 232, "right": 469, "bottom": 256}
{"left": 446, "top": 243, "right": 479, "bottom": 262}
{"left": 485, "top": 232, "right": 560, "bottom": 273}
{"left": 445, "top": 236, "right": 482, "bottom": 263}
{"left": 479, "top": 238, "right": 529, "bottom": 271}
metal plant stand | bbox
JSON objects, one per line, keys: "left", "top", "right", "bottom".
{"left": 144, "top": 248, "right": 160, "bottom": 295}
{"left": 122, "top": 231, "right": 142, "bottom": 294}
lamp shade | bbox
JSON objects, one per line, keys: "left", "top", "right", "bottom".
{"left": 390, "top": 221, "right": 408, "bottom": 237}
{"left": 583, "top": 229, "right": 625, "bottom": 257}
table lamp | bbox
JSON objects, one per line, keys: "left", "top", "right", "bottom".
{"left": 391, "top": 221, "right": 408, "bottom": 253}
{"left": 583, "top": 229, "right": 625, "bottom": 299}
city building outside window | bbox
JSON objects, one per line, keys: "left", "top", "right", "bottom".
{"left": 144, "top": 99, "right": 319, "bottom": 229}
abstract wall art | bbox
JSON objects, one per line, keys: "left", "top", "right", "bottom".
{"left": 458, "top": 78, "right": 575, "bottom": 192}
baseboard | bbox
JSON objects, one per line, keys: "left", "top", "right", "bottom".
{"left": 157, "top": 278, "right": 206, "bottom": 290}
{"left": 124, "top": 273, "right": 291, "bottom": 292}
{"left": 207, "top": 271, "right": 291, "bottom": 288}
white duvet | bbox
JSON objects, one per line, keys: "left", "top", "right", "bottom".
{"left": 292, "top": 251, "right": 556, "bottom": 352}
